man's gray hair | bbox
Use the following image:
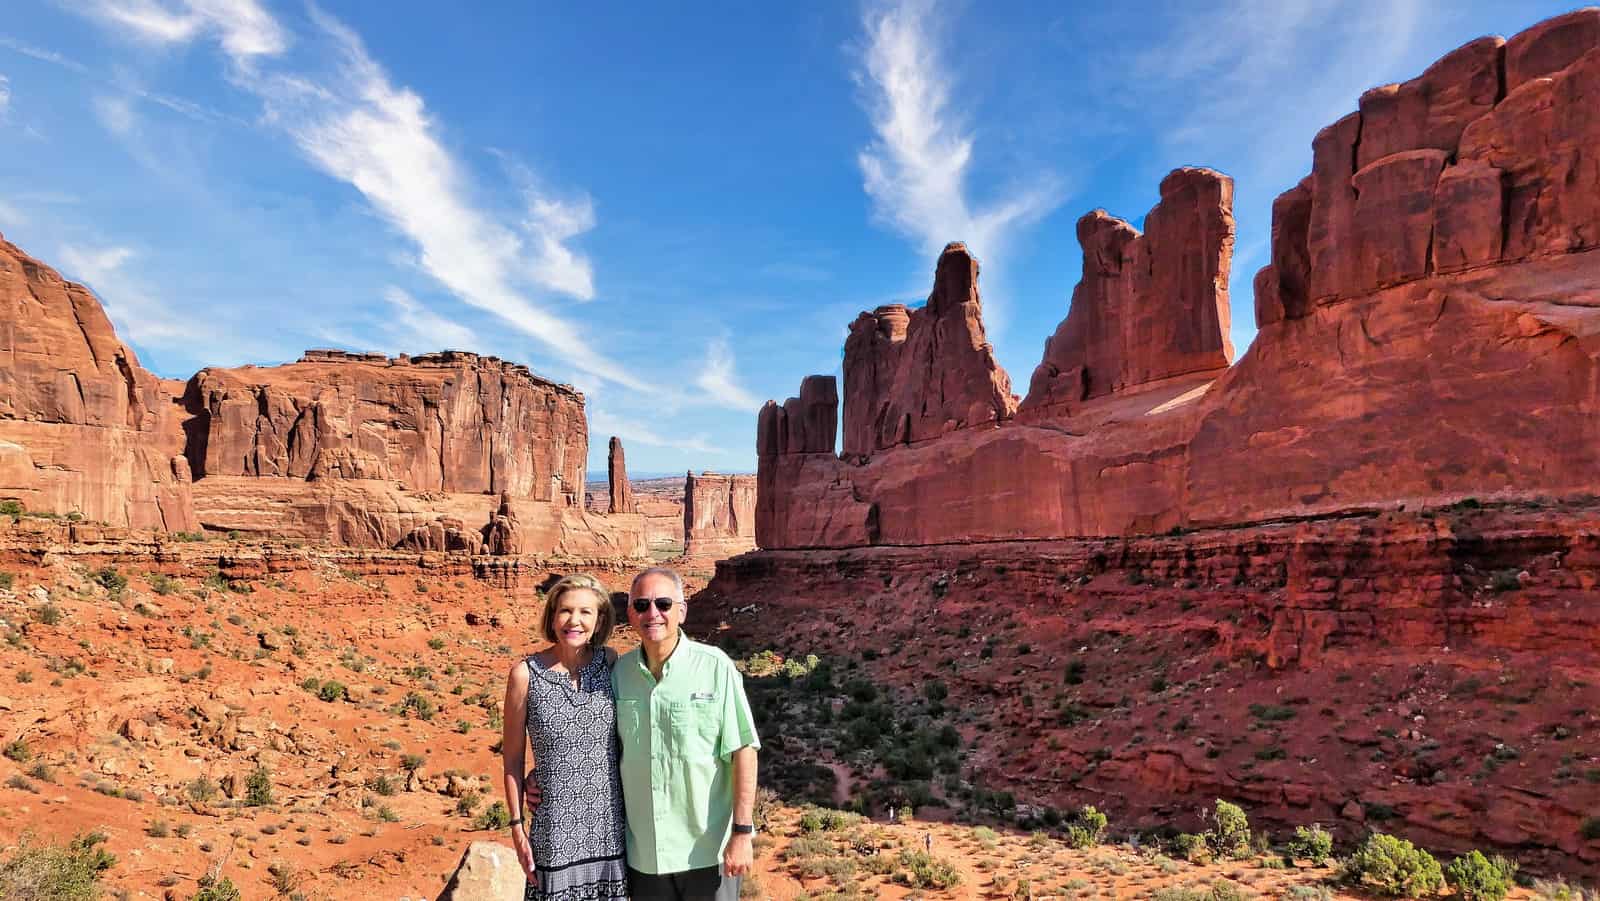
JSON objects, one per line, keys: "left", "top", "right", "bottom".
{"left": 630, "top": 566, "right": 684, "bottom": 599}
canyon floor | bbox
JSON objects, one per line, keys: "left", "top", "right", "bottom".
{"left": 0, "top": 517, "right": 1592, "bottom": 899}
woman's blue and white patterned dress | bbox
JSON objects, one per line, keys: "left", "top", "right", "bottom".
{"left": 523, "top": 651, "right": 629, "bottom": 901}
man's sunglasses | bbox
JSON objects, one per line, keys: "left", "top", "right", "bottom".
{"left": 631, "top": 597, "right": 677, "bottom": 613}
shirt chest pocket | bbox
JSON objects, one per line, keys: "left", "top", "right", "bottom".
{"left": 668, "top": 696, "right": 719, "bottom": 756}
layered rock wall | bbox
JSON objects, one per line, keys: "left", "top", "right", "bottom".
{"left": 1022, "top": 168, "right": 1235, "bottom": 413}
{"left": 683, "top": 471, "right": 755, "bottom": 559}
{"left": 0, "top": 236, "right": 197, "bottom": 532}
{"left": 758, "top": 13, "right": 1600, "bottom": 550}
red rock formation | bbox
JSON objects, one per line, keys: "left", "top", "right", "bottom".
{"left": 756, "top": 14, "right": 1600, "bottom": 548}
{"left": 0, "top": 235, "right": 197, "bottom": 531}
{"left": 481, "top": 491, "right": 521, "bottom": 556}
{"left": 607, "top": 437, "right": 635, "bottom": 514}
{"left": 1022, "top": 168, "right": 1235, "bottom": 412}
{"left": 840, "top": 243, "right": 1016, "bottom": 457}
{"left": 757, "top": 376, "right": 876, "bottom": 549}
{"left": 682, "top": 471, "right": 755, "bottom": 559}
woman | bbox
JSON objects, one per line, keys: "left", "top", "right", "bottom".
{"left": 501, "top": 574, "right": 629, "bottom": 900}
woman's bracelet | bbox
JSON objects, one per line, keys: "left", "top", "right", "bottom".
{"left": 507, "top": 818, "right": 524, "bottom": 828}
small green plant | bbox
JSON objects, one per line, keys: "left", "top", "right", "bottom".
{"left": 893, "top": 850, "right": 961, "bottom": 889}
{"left": 1286, "top": 823, "right": 1333, "bottom": 864}
{"left": 193, "top": 871, "right": 242, "bottom": 901}
{"left": 427, "top": 637, "right": 445, "bottom": 650}
{"left": 473, "top": 801, "right": 512, "bottom": 831}
{"left": 147, "top": 573, "right": 180, "bottom": 595}
{"left": 400, "top": 753, "right": 426, "bottom": 772}
{"left": 245, "top": 766, "right": 274, "bottom": 807}
{"left": 1445, "top": 850, "right": 1517, "bottom": 901}
{"left": 187, "top": 776, "right": 218, "bottom": 802}
{"left": 146, "top": 819, "right": 170, "bottom": 838}
{"left": 0, "top": 500, "right": 23, "bottom": 520}
{"left": 0, "top": 573, "right": 13, "bottom": 590}
{"left": 375, "top": 804, "right": 399, "bottom": 823}
{"left": 317, "top": 680, "right": 346, "bottom": 703}
{"left": 3, "top": 739, "right": 30, "bottom": 763}
{"left": 366, "top": 774, "right": 396, "bottom": 797}
{"left": 1340, "top": 832, "right": 1444, "bottom": 897}
{"left": 32, "top": 604, "right": 62, "bottom": 626}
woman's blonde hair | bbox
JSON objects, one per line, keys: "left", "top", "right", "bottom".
{"left": 541, "top": 573, "right": 614, "bottom": 648}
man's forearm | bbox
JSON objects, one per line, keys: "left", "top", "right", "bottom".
{"left": 731, "top": 746, "right": 757, "bottom": 823}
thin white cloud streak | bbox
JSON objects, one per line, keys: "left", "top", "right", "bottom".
{"left": 80, "top": 0, "right": 288, "bottom": 58}
{"left": 0, "top": 74, "right": 10, "bottom": 120}
{"left": 855, "top": 0, "right": 1064, "bottom": 298}
{"left": 694, "top": 336, "right": 761, "bottom": 413}
{"left": 0, "top": 36, "right": 92, "bottom": 73}
{"left": 58, "top": 243, "right": 214, "bottom": 349}
{"left": 381, "top": 286, "right": 478, "bottom": 352}
{"left": 589, "top": 408, "right": 724, "bottom": 456}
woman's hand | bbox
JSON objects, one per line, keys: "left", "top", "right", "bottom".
{"left": 511, "top": 823, "right": 538, "bottom": 885}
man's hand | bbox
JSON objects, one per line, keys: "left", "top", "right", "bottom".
{"left": 522, "top": 769, "right": 541, "bottom": 808}
{"left": 722, "top": 832, "right": 754, "bottom": 878}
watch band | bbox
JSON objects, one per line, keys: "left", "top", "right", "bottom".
{"left": 507, "top": 818, "right": 524, "bottom": 828}
{"left": 731, "top": 823, "right": 754, "bottom": 834}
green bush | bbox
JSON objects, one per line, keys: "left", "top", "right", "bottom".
{"left": 0, "top": 573, "right": 13, "bottom": 590}
{"left": 244, "top": 767, "right": 274, "bottom": 807}
{"left": 186, "top": 777, "right": 218, "bottom": 803}
{"left": 1445, "top": 850, "right": 1517, "bottom": 901}
{"left": 1209, "top": 799, "right": 1251, "bottom": 859}
{"left": 317, "top": 681, "right": 346, "bottom": 703}
{"left": 893, "top": 850, "right": 961, "bottom": 889}
{"left": 193, "top": 872, "right": 241, "bottom": 901}
{"left": 1340, "top": 832, "right": 1444, "bottom": 897}
{"left": 1286, "top": 823, "right": 1334, "bottom": 864}
{"left": 3, "top": 740, "right": 29, "bottom": 763}
{"left": 0, "top": 500, "right": 23, "bottom": 519}
{"left": 1064, "top": 804, "right": 1108, "bottom": 849}
{"left": 32, "top": 605, "right": 62, "bottom": 627}
{"left": 90, "top": 568, "right": 127, "bottom": 597}
{"left": 146, "top": 573, "right": 179, "bottom": 596}
{"left": 473, "top": 801, "right": 511, "bottom": 831}
{"left": 0, "top": 831, "right": 116, "bottom": 901}
{"left": 1152, "top": 883, "right": 1245, "bottom": 901}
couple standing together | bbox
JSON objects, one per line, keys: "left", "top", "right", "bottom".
{"left": 501, "top": 566, "right": 759, "bottom": 901}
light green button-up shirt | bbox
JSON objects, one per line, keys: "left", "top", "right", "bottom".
{"left": 613, "top": 632, "right": 760, "bottom": 875}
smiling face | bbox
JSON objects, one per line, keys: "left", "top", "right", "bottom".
{"left": 627, "top": 571, "right": 685, "bottom": 645}
{"left": 551, "top": 588, "right": 603, "bottom": 650}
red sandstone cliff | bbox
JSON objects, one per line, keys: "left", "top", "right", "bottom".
{"left": 841, "top": 243, "right": 1017, "bottom": 459}
{"left": 758, "top": 12, "right": 1600, "bottom": 550}
{"left": 682, "top": 471, "right": 755, "bottom": 560}
{"left": 1023, "top": 168, "right": 1234, "bottom": 413}
{"left": 0, "top": 238, "right": 645, "bottom": 557}
{"left": 0, "top": 235, "right": 197, "bottom": 532}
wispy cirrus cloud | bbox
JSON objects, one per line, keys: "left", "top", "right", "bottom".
{"left": 854, "top": 0, "right": 1064, "bottom": 290}
{"left": 381, "top": 286, "right": 478, "bottom": 352}
{"left": 72, "top": 0, "right": 645, "bottom": 393}
{"left": 58, "top": 243, "right": 206, "bottom": 348}
{"left": 693, "top": 336, "right": 761, "bottom": 413}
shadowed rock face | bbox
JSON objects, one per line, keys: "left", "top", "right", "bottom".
{"left": 0, "top": 235, "right": 196, "bottom": 532}
{"left": 840, "top": 243, "right": 1016, "bottom": 458}
{"left": 682, "top": 471, "right": 755, "bottom": 559}
{"left": 757, "top": 12, "right": 1600, "bottom": 551}
{"left": 1023, "top": 168, "right": 1235, "bottom": 413}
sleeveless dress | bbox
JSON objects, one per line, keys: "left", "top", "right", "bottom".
{"left": 523, "top": 651, "right": 629, "bottom": 901}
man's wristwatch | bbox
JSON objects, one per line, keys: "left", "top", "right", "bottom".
{"left": 731, "top": 823, "right": 755, "bottom": 835}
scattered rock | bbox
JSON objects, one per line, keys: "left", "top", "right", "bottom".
{"left": 438, "top": 841, "right": 525, "bottom": 900}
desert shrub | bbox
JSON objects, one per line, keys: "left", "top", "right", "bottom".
{"left": 244, "top": 767, "right": 274, "bottom": 807}
{"left": 1445, "top": 851, "right": 1518, "bottom": 901}
{"left": 146, "top": 819, "right": 169, "bottom": 838}
{"left": 1152, "top": 883, "right": 1245, "bottom": 901}
{"left": 1340, "top": 832, "right": 1444, "bottom": 897}
{"left": 0, "top": 500, "right": 22, "bottom": 519}
{"left": 972, "top": 825, "right": 999, "bottom": 848}
{"left": 400, "top": 753, "right": 426, "bottom": 772}
{"left": 893, "top": 850, "right": 961, "bottom": 889}
{"left": 317, "top": 680, "right": 346, "bottom": 703}
{"left": 474, "top": 802, "right": 511, "bottom": 831}
{"left": 147, "top": 573, "right": 179, "bottom": 596}
{"left": 90, "top": 568, "right": 127, "bottom": 598}
{"left": 1287, "top": 823, "right": 1334, "bottom": 864}
{"left": 1175, "top": 832, "right": 1209, "bottom": 862}
{"left": 3, "top": 740, "right": 29, "bottom": 763}
{"left": 186, "top": 776, "right": 218, "bottom": 802}
{"left": 193, "top": 872, "right": 241, "bottom": 901}
{"left": 1209, "top": 799, "right": 1251, "bottom": 859}
{"left": 366, "top": 774, "right": 396, "bottom": 797}
{"left": 375, "top": 805, "right": 399, "bottom": 823}
{"left": 32, "top": 605, "right": 62, "bottom": 627}
{"left": 0, "top": 573, "right": 13, "bottom": 590}
{"left": 266, "top": 861, "right": 303, "bottom": 897}
{"left": 396, "top": 692, "right": 436, "bottom": 721}
{"left": 1064, "top": 804, "right": 1109, "bottom": 849}
{"left": 0, "top": 831, "right": 116, "bottom": 900}
{"left": 455, "top": 791, "right": 482, "bottom": 816}
{"left": 427, "top": 637, "right": 445, "bottom": 650}
{"left": 1247, "top": 703, "right": 1296, "bottom": 721}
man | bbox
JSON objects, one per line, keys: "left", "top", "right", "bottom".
{"left": 613, "top": 566, "right": 760, "bottom": 901}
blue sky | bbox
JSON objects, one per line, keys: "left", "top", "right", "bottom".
{"left": 0, "top": 1, "right": 1578, "bottom": 476}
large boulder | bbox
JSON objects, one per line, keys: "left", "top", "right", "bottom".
{"left": 436, "top": 841, "right": 525, "bottom": 901}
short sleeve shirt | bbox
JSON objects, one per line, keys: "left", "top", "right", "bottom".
{"left": 613, "top": 633, "right": 761, "bottom": 875}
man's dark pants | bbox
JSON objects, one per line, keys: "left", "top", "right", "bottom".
{"left": 627, "top": 866, "right": 741, "bottom": 901}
